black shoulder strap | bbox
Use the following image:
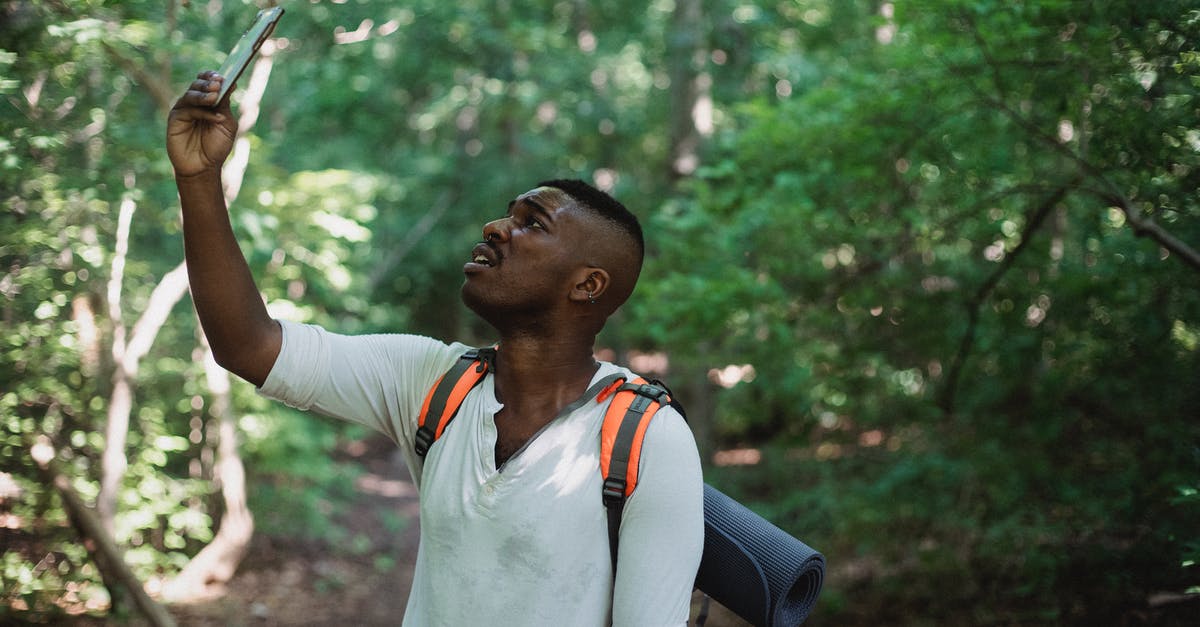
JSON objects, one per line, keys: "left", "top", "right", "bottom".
{"left": 414, "top": 347, "right": 495, "bottom": 457}
{"left": 601, "top": 378, "right": 705, "bottom": 624}
{"left": 601, "top": 380, "right": 673, "bottom": 578}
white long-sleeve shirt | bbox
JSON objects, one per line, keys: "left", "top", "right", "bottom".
{"left": 259, "top": 320, "right": 704, "bottom": 626}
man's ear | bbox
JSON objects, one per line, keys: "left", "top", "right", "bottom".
{"left": 569, "top": 267, "right": 610, "bottom": 304}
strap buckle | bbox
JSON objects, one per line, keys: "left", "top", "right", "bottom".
{"left": 619, "top": 382, "right": 669, "bottom": 404}
{"left": 602, "top": 477, "right": 627, "bottom": 506}
{"left": 467, "top": 346, "right": 498, "bottom": 373}
{"left": 414, "top": 426, "right": 436, "bottom": 456}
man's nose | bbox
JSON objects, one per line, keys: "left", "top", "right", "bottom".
{"left": 482, "top": 217, "right": 512, "bottom": 242}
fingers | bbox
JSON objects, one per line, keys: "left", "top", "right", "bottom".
{"left": 171, "top": 72, "right": 225, "bottom": 110}
{"left": 192, "top": 73, "right": 222, "bottom": 91}
{"left": 183, "top": 88, "right": 221, "bottom": 110}
{"left": 171, "top": 105, "right": 226, "bottom": 125}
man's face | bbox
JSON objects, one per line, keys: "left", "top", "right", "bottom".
{"left": 461, "top": 187, "right": 594, "bottom": 325}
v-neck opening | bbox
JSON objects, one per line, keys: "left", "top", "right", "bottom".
{"left": 493, "top": 370, "right": 626, "bottom": 472}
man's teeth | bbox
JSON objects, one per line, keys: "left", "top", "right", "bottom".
{"left": 474, "top": 254, "right": 490, "bottom": 265}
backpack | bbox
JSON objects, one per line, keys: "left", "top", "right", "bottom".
{"left": 412, "top": 346, "right": 681, "bottom": 573}
{"left": 413, "top": 347, "right": 826, "bottom": 626}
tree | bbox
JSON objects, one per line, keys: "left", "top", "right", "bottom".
{"left": 1, "top": 0, "right": 277, "bottom": 617}
{"left": 631, "top": 0, "right": 1200, "bottom": 622}
{"left": 6, "top": 0, "right": 1194, "bottom": 624}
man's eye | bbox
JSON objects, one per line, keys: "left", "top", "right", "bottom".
{"left": 526, "top": 217, "right": 544, "bottom": 229}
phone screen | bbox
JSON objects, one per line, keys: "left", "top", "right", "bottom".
{"left": 216, "top": 7, "right": 284, "bottom": 104}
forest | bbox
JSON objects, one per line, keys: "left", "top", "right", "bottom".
{"left": 2, "top": 0, "right": 1198, "bottom": 625}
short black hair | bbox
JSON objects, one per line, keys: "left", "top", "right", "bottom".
{"left": 537, "top": 179, "right": 644, "bottom": 259}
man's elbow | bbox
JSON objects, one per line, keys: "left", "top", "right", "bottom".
{"left": 210, "top": 350, "right": 268, "bottom": 387}
{"left": 209, "top": 323, "right": 281, "bottom": 387}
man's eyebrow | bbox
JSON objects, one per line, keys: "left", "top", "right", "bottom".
{"left": 509, "top": 196, "right": 555, "bottom": 221}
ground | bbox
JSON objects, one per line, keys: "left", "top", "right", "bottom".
{"left": 166, "top": 435, "right": 421, "bottom": 626}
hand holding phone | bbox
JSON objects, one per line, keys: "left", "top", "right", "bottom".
{"left": 215, "top": 6, "right": 284, "bottom": 105}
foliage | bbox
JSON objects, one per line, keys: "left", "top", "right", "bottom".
{"left": 632, "top": 0, "right": 1200, "bottom": 623}
{"left": 1, "top": 0, "right": 1197, "bottom": 624}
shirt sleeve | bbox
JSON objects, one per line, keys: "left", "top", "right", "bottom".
{"left": 610, "top": 407, "right": 705, "bottom": 627}
{"left": 257, "top": 319, "right": 467, "bottom": 484}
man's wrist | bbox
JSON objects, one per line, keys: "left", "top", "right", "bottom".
{"left": 174, "top": 168, "right": 223, "bottom": 188}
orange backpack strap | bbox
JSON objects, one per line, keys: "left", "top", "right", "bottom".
{"left": 414, "top": 347, "right": 495, "bottom": 457}
{"left": 598, "top": 377, "right": 673, "bottom": 574}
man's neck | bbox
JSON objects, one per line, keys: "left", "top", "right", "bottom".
{"left": 485, "top": 333, "right": 600, "bottom": 467}
{"left": 492, "top": 333, "right": 599, "bottom": 413}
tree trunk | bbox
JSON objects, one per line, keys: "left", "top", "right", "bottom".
{"left": 664, "top": 0, "right": 716, "bottom": 462}
{"left": 31, "top": 438, "right": 177, "bottom": 627}
{"left": 679, "top": 346, "right": 718, "bottom": 466}
{"left": 161, "top": 342, "right": 254, "bottom": 601}
{"left": 98, "top": 221, "right": 190, "bottom": 534}
{"left": 98, "top": 186, "right": 136, "bottom": 533}
{"left": 667, "top": 0, "right": 710, "bottom": 179}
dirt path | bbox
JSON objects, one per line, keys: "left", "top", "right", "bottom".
{"left": 168, "top": 435, "right": 420, "bottom": 626}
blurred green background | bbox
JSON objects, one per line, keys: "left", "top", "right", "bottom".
{"left": 2, "top": 0, "right": 1198, "bottom": 624}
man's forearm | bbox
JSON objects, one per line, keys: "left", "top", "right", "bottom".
{"left": 178, "top": 170, "right": 280, "bottom": 386}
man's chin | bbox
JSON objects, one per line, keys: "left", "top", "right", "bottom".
{"left": 461, "top": 284, "right": 495, "bottom": 323}
{"left": 461, "top": 288, "right": 550, "bottom": 334}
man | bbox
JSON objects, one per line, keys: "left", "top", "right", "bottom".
{"left": 166, "top": 71, "right": 704, "bottom": 626}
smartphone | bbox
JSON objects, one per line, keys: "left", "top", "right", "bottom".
{"left": 215, "top": 6, "right": 284, "bottom": 104}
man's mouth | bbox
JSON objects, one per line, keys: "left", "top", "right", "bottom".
{"left": 469, "top": 242, "right": 499, "bottom": 267}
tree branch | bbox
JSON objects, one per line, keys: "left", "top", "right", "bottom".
{"left": 101, "top": 41, "right": 175, "bottom": 114}
{"left": 938, "top": 184, "right": 1071, "bottom": 414}
{"left": 99, "top": 188, "right": 136, "bottom": 532}
{"left": 123, "top": 261, "right": 190, "bottom": 373}
{"left": 1098, "top": 192, "right": 1200, "bottom": 272}
{"left": 949, "top": 17, "right": 1200, "bottom": 274}
{"left": 30, "top": 438, "right": 177, "bottom": 627}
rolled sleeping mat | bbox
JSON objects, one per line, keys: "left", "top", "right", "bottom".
{"left": 695, "top": 484, "right": 825, "bottom": 626}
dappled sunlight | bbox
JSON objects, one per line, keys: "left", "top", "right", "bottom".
{"left": 593, "top": 167, "right": 619, "bottom": 191}
{"left": 312, "top": 210, "right": 372, "bottom": 242}
{"left": 1172, "top": 320, "right": 1199, "bottom": 351}
{"left": 627, "top": 350, "right": 669, "bottom": 377}
{"left": 713, "top": 447, "right": 762, "bottom": 467}
{"left": 1025, "top": 294, "right": 1051, "bottom": 327}
{"left": 355, "top": 473, "right": 416, "bottom": 498}
{"left": 6, "top": 1, "right": 1199, "bottom": 624}
{"left": 876, "top": 2, "right": 897, "bottom": 44}
{"left": 0, "top": 471, "right": 21, "bottom": 501}
{"left": 858, "top": 429, "right": 884, "bottom": 447}
{"left": 814, "top": 442, "right": 843, "bottom": 461}
{"left": 536, "top": 420, "right": 599, "bottom": 498}
{"left": 820, "top": 243, "right": 857, "bottom": 269}
{"left": 712, "top": 423, "right": 908, "bottom": 467}
{"left": 708, "top": 363, "right": 757, "bottom": 389}
{"left": 802, "top": 411, "right": 911, "bottom": 462}
{"left": 4, "top": 580, "right": 108, "bottom": 616}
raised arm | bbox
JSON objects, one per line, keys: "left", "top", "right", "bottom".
{"left": 167, "top": 71, "right": 280, "bottom": 386}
